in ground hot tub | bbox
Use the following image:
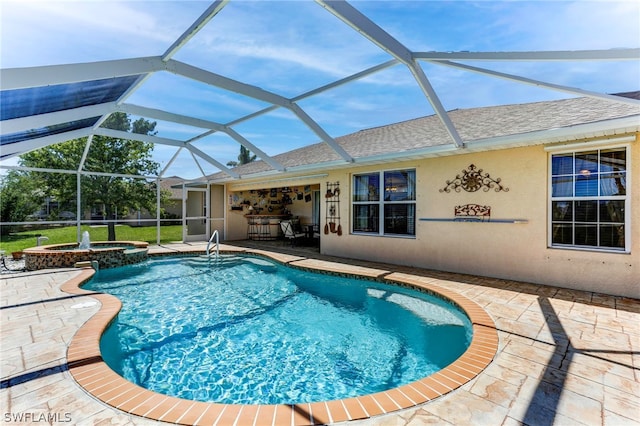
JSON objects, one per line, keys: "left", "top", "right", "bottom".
{"left": 23, "top": 241, "right": 148, "bottom": 270}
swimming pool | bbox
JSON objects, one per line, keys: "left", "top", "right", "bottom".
{"left": 84, "top": 255, "right": 473, "bottom": 405}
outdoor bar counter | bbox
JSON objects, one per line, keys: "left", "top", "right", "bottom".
{"left": 244, "top": 214, "right": 291, "bottom": 240}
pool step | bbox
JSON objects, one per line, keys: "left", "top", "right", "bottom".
{"left": 124, "top": 248, "right": 148, "bottom": 255}
{"left": 75, "top": 260, "right": 99, "bottom": 270}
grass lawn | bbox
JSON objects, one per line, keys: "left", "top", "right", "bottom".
{"left": 0, "top": 225, "right": 183, "bottom": 253}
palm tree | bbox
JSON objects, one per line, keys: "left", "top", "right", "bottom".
{"left": 227, "top": 146, "right": 257, "bottom": 167}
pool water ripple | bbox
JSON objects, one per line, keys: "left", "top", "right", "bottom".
{"left": 87, "top": 255, "right": 473, "bottom": 405}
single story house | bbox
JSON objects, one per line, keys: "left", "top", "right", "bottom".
{"left": 197, "top": 93, "right": 639, "bottom": 299}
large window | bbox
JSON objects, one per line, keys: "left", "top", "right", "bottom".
{"left": 353, "top": 169, "right": 416, "bottom": 236}
{"left": 550, "top": 146, "right": 628, "bottom": 251}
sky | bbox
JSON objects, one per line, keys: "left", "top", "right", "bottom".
{"left": 1, "top": 0, "right": 639, "bottom": 179}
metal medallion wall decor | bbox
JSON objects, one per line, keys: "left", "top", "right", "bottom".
{"left": 440, "top": 164, "right": 509, "bottom": 193}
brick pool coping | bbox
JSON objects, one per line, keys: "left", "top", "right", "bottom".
{"left": 62, "top": 248, "right": 498, "bottom": 425}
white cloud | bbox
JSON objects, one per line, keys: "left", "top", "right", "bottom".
{"left": 481, "top": 1, "right": 639, "bottom": 51}
{"left": 174, "top": 1, "right": 390, "bottom": 83}
{"left": 1, "top": 1, "right": 200, "bottom": 66}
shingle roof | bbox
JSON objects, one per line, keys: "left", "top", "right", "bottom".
{"left": 159, "top": 176, "right": 185, "bottom": 199}
{"left": 206, "top": 95, "right": 640, "bottom": 182}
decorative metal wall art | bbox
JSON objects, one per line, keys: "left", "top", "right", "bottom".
{"left": 440, "top": 164, "right": 509, "bottom": 193}
{"left": 324, "top": 182, "right": 342, "bottom": 236}
{"left": 454, "top": 204, "right": 491, "bottom": 221}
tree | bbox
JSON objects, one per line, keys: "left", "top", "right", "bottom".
{"left": 0, "top": 171, "right": 42, "bottom": 235}
{"left": 226, "top": 145, "right": 257, "bottom": 167}
{"left": 18, "top": 112, "right": 167, "bottom": 241}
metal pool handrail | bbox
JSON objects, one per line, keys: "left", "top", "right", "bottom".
{"left": 206, "top": 230, "right": 219, "bottom": 260}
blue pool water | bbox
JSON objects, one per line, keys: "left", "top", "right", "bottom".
{"left": 85, "top": 255, "right": 472, "bottom": 405}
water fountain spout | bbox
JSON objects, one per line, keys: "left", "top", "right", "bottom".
{"left": 79, "top": 231, "right": 91, "bottom": 249}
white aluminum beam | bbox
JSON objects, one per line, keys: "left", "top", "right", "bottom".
{"left": 430, "top": 60, "right": 640, "bottom": 106}
{"left": 224, "top": 106, "right": 280, "bottom": 128}
{"left": 292, "top": 59, "right": 400, "bottom": 102}
{"left": 222, "top": 127, "right": 285, "bottom": 171}
{"left": 225, "top": 59, "right": 400, "bottom": 128}
{"left": 162, "top": 0, "right": 230, "bottom": 61}
{"left": 206, "top": 59, "right": 402, "bottom": 163}
{"left": 1, "top": 103, "right": 116, "bottom": 134}
{"left": 165, "top": 60, "right": 290, "bottom": 107}
{"left": 316, "top": 1, "right": 413, "bottom": 63}
{"left": 193, "top": 125, "right": 285, "bottom": 171}
{"left": 288, "top": 102, "right": 354, "bottom": 162}
{"left": 0, "top": 56, "right": 164, "bottom": 90}
{"left": 159, "top": 147, "right": 184, "bottom": 178}
{"left": 407, "top": 62, "right": 464, "bottom": 148}
{"left": 1, "top": 128, "right": 93, "bottom": 158}
{"left": 316, "top": 0, "right": 465, "bottom": 148}
{"left": 189, "top": 150, "right": 208, "bottom": 177}
{"left": 93, "top": 128, "right": 187, "bottom": 148}
{"left": 185, "top": 130, "right": 217, "bottom": 144}
{"left": 94, "top": 128, "right": 239, "bottom": 178}
{"left": 165, "top": 60, "right": 354, "bottom": 162}
{"left": 117, "top": 2, "right": 231, "bottom": 113}
{"left": 113, "top": 74, "right": 152, "bottom": 107}
{"left": 186, "top": 145, "right": 239, "bottom": 178}
{"left": 2, "top": 53, "right": 392, "bottom": 166}
{"left": 413, "top": 48, "right": 640, "bottom": 62}
{"left": 78, "top": 170, "right": 158, "bottom": 179}
{"left": 119, "top": 103, "right": 285, "bottom": 171}
{"left": 119, "top": 103, "right": 224, "bottom": 131}
{"left": 0, "top": 165, "right": 78, "bottom": 175}
{"left": 91, "top": 112, "right": 116, "bottom": 132}
{"left": 78, "top": 134, "right": 94, "bottom": 172}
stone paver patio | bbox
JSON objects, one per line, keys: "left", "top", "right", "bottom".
{"left": 1, "top": 242, "right": 638, "bottom": 425}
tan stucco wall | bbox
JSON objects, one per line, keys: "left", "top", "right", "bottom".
{"left": 222, "top": 135, "right": 639, "bottom": 298}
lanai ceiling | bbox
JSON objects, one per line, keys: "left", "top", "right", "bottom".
{"left": 1, "top": 0, "right": 639, "bottom": 181}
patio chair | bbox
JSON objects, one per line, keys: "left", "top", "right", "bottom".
{"left": 280, "top": 220, "right": 305, "bottom": 246}
{"left": 310, "top": 224, "right": 320, "bottom": 246}
{"left": 247, "top": 216, "right": 260, "bottom": 240}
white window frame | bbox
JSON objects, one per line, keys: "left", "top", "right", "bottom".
{"left": 351, "top": 168, "right": 416, "bottom": 238}
{"left": 547, "top": 142, "right": 631, "bottom": 253}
